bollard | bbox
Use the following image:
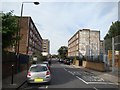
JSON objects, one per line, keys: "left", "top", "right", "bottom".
{"left": 11, "top": 64, "right": 14, "bottom": 84}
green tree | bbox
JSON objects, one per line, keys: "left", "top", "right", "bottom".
{"left": 58, "top": 46, "right": 68, "bottom": 59}
{"left": 2, "top": 11, "right": 20, "bottom": 50}
{"left": 104, "top": 21, "right": 120, "bottom": 39}
{"left": 104, "top": 21, "right": 120, "bottom": 51}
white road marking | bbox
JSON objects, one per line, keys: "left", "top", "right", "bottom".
{"left": 68, "top": 71, "right": 75, "bottom": 75}
{"left": 64, "top": 68, "right": 75, "bottom": 75}
{"left": 46, "top": 86, "right": 48, "bottom": 88}
{"left": 93, "top": 87, "right": 98, "bottom": 90}
{"left": 101, "top": 78, "right": 104, "bottom": 81}
{"left": 70, "top": 72, "right": 75, "bottom": 75}
{"left": 87, "top": 82, "right": 117, "bottom": 85}
{"left": 63, "top": 66, "right": 118, "bottom": 85}
{"left": 64, "top": 68, "right": 67, "bottom": 71}
{"left": 75, "top": 76, "right": 116, "bottom": 85}
{"left": 76, "top": 72, "right": 81, "bottom": 75}
{"left": 76, "top": 76, "right": 88, "bottom": 84}
{"left": 68, "top": 71, "right": 71, "bottom": 73}
{"left": 38, "top": 85, "right": 48, "bottom": 89}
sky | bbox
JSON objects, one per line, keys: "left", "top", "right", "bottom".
{"left": 1, "top": 0, "right": 119, "bottom": 54}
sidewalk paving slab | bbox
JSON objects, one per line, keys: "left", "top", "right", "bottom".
{"left": 2, "top": 70, "right": 27, "bottom": 89}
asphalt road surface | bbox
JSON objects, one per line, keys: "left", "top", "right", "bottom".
{"left": 20, "top": 59, "right": 119, "bottom": 90}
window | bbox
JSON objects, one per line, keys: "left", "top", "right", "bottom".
{"left": 76, "top": 34, "right": 78, "bottom": 38}
{"left": 30, "top": 66, "right": 47, "bottom": 72}
{"left": 28, "top": 47, "right": 32, "bottom": 51}
{"left": 30, "top": 30, "right": 33, "bottom": 37}
{"left": 30, "top": 23, "right": 34, "bottom": 30}
{"left": 76, "top": 39, "right": 78, "bottom": 44}
{"left": 29, "top": 38, "right": 32, "bottom": 45}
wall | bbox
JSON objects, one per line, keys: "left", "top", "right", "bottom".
{"left": 2, "top": 52, "right": 29, "bottom": 78}
{"left": 19, "top": 17, "right": 28, "bottom": 54}
{"left": 73, "top": 59, "right": 82, "bottom": 66}
{"left": 82, "top": 61, "right": 105, "bottom": 71}
{"left": 75, "top": 60, "right": 79, "bottom": 66}
{"left": 115, "top": 54, "right": 120, "bottom": 68}
{"left": 79, "top": 29, "right": 100, "bottom": 57}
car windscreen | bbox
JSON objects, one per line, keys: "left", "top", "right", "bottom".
{"left": 43, "top": 63, "right": 49, "bottom": 66}
{"left": 30, "top": 66, "right": 47, "bottom": 72}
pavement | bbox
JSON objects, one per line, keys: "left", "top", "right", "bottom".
{"left": 2, "top": 70, "right": 27, "bottom": 90}
{"left": 72, "top": 64, "right": 120, "bottom": 85}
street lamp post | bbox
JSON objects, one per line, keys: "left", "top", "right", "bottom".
{"left": 18, "top": 1, "right": 39, "bottom": 54}
{"left": 16, "top": 1, "right": 39, "bottom": 73}
{"left": 20, "top": 2, "right": 39, "bottom": 17}
{"left": 88, "top": 30, "right": 90, "bottom": 61}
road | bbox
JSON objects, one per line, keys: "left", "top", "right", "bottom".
{"left": 20, "top": 59, "right": 119, "bottom": 90}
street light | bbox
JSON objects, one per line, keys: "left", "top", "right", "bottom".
{"left": 16, "top": 1, "right": 39, "bottom": 73}
{"left": 21, "top": 2, "right": 40, "bottom": 17}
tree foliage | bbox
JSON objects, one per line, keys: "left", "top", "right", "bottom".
{"left": 58, "top": 46, "right": 68, "bottom": 59}
{"left": 104, "top": 21, "right": 120, "bottom": 51}
{"left": 2, "top": 11, "right": 20, "bottom": 49}
{"left": 104, "top": 21, "right": 120, "bottom": 39}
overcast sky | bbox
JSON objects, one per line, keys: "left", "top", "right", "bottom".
{"left": 1, "top": 0, "right": 119, "bottom": 54}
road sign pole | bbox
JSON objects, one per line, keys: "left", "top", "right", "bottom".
{"left": 112, "top": 37, "right": 115, "bottom": 72}
{"left": 11, "top": 64, "right": 14, "bottom": 84}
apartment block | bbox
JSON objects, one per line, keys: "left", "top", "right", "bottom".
{"left": 68, "top": 31, "right": 79, "bottom": 57}
{"left": 8, "top": 17, "right": 43, "bottom": 55}
{"left": 100, "top": 40, "right": 104, "bottom": 54}
{"left": 68, "top": 29, "right": 100, "bottom": 58}
{"left": 42, "top": 39, "right": 50, "bottom": 56}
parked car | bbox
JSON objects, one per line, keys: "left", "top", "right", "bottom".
{"left": 27, "top": 64, "right": 51, "bottom": 84}
{"left": 42, "top": 61, "right": 51, "bottom": 71}
{"left": 64, "top": 59, "right": 71, "bottom": 65}
{"left": 58, "top": 59, "right": 63, "bottom": 63}
{"left": 63, "top": 59, "right": 67, "bottom": 64}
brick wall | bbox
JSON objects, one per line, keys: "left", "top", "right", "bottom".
{"left": 2, "top": 52, "right": 29, "bottom": 78}
{"left": 82, "top": 61, "right": 105, "bottom": 71}
{"left": 19, "top": 17, "right": 29, "bottom": 54}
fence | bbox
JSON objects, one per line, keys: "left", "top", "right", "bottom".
{"left": 81, "top": 35, "right": 120, "bottom": 71}
{"left": 103, "top": 35, "right": 120, "bottom": 71}
{"left": 2, "top": 51, "right": 29, "bottom": 78}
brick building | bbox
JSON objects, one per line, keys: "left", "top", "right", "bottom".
{"left": 8, "top": 17, "right": 43, "bottom": 55}
{"left": 3, "top": 17, "right": 43, "bottom": 76}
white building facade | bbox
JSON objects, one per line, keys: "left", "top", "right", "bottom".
{"left": 42, "top": 39, "right": 50, "bottom": 56}
{"left": 68, "top": 29, "right": 100, "bottom": 60}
